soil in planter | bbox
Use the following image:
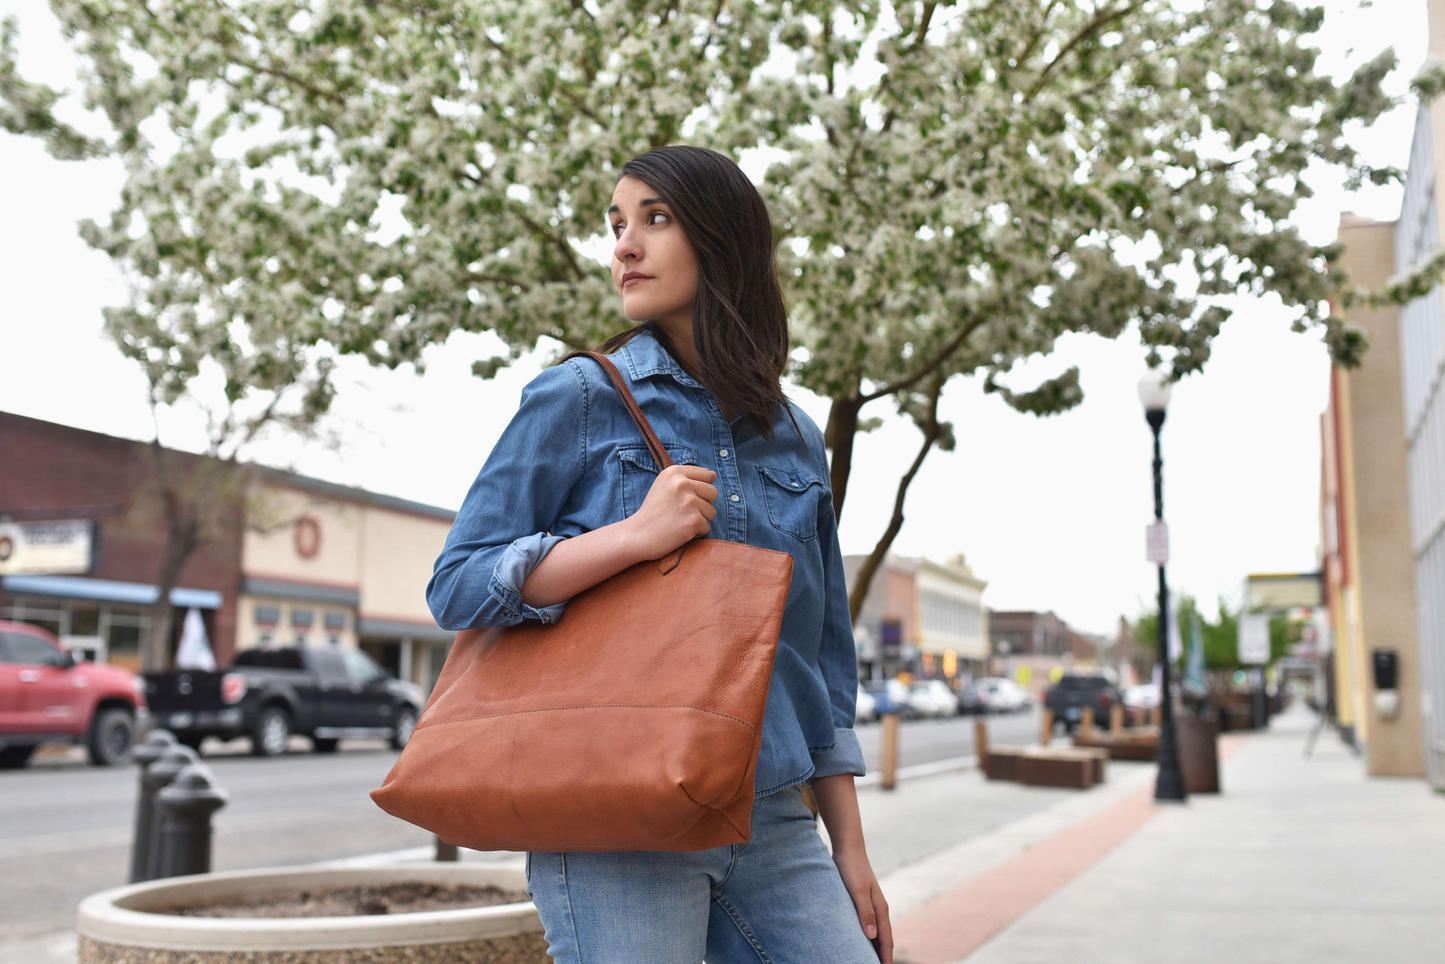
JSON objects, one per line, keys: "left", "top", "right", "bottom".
{"left": 162, "top": 882, "right": 530, "bottom": 918}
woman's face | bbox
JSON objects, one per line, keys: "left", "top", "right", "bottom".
{"left": 609, "top": 175, "right": 699, "bottom": 328}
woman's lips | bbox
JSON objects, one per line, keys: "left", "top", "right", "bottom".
{"left": 622, "top": 276, "right": 651, "bottom": 287}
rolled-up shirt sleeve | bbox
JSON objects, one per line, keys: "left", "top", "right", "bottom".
{"left": 427, "top": 362, "right": 586, "bottom": 631}
{"left": 809, "top": 484, "right": 867, "bottom": 779}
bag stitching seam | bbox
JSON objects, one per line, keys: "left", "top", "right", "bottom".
{"left": 414, "top": 703, "right": 758, "bottom": 732}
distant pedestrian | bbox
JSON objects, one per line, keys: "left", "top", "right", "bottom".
{"left": 429, "top": 145, "right": 890, "bottom": 963}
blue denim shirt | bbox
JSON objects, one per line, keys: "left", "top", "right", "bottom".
{"left": 427, "top": 328, "right": 865, "bottom": 795}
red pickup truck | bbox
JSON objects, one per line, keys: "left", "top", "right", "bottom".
{"left": 0, "top": 620, "right": 147, "bottom": 768}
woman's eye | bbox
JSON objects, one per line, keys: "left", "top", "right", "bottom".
{"left": 649, "top": 211, "right": 669, "bottom": 225}
{"left": 611, "top": 222, "right": 624, "bottom": 237}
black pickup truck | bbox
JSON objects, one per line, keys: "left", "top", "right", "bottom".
{"left": 143, "top": 647, "right": 425, "bottom": 756}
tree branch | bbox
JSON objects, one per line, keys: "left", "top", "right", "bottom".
{"left": 847, "top": 374, "right": 945, "bottom": 623}
{"left": 1027, "top": 1, "right": 1145, "bottom": 101}
{"left": 863, "top": 313, "right": 987, "bottom": 401}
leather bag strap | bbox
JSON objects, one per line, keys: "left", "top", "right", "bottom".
{"left": 561, "top": 350, "right": 674, "bottom": 471}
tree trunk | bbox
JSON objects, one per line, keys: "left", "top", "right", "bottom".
{"left": 824, "top": 394, "right": 863, "bottom": 524}
{"left": 141, "top": 483, "right": 202, "bottom": 673}
{"left": 847, "top": 379, "right": 945, "bottom": 625}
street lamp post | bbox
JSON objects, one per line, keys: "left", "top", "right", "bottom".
{"left": 1139, "top": 372, "right": 1188, "bottom": 803}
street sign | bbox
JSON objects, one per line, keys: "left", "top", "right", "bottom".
{"left": 1238, "top": 614, "right": 1271, "bottom": 665}
{"left": 0, "top": 520, "right": 96, "bottom": 575}
{"left": 1146, "top": 521, "right": 1169, "bottom": 565}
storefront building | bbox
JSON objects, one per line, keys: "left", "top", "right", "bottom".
{"left": 846, "top": 553, "right": 989, "bottom": 682}
{"left": 237, "top": 470, "right": 456, "bottom": 693}
{"left": 0, "top": 413, "right": 239, "bottom": 671}
{"left": 2, "top": 412, "right": 459, "bottom": 695}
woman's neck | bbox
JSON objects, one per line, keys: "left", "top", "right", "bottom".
{"left": 650, "top": 316, "right": 701, "bottom": 377}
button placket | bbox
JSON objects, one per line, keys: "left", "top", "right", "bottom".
{"left": 700, "top": 391, "right": 746, "bottom": 542}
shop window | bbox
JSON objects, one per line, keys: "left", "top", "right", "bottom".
{"left": 323, "top": 611, "right": 346, "bottom": 647}
{"left": 255, "top": 605, "right": 281, "bottom": 626}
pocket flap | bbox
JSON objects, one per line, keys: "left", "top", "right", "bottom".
{"left": 618, "top": 444, "right": 698, "bottom": 473}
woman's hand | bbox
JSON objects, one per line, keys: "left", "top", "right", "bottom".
{"left": 811, "top": 774, "right": 893, "bottom": 962}
{"left": 623, "top": 465, "right": 718, "bottom": 559}
{"left": 833, "top": 845, "right": 893, "bottom": 963}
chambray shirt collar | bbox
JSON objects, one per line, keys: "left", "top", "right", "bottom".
{"left": 619, "top": 326, "right": 703, "bottom": 389}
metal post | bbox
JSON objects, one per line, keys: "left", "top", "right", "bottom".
{"left": 1148, "top": 412, "right": 1188, "bottom": 803}
{"left": 141, "top": 745, "right": 200, "bottom": 881}
{"left": 129, "top": 729, "right": 178, "bottom": 883}
{"left": 435, "top": 834, "right": 459, "bottom": 861}
{"left": 880, "top": 712, "right": 899, "bottom": 791}
{"left": 155, "top": 763, "right": 228, "bottom": 878}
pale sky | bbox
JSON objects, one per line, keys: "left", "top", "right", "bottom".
{"left": 0, "top": 0, "right": 1427, "bottom": 635}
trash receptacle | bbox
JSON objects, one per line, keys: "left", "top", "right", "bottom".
{"left": 1177, "top": 714, "right": 1220, "bottom": 794}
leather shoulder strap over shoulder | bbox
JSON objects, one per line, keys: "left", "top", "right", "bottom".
{"left": 561, "top": 350, "right": 674, "bottom": 471}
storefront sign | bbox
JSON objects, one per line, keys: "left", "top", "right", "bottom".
{"left": 1238, "top": 613, "right": 1272, "bottom": 666}
{"left": 0, "top": 520, "right": 96, "bottom": 575}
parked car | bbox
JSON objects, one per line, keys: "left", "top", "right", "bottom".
{"left": 861, "top": 678, "right": 914, "bottom": 718}
{"left": 956, "top": 680, "right": 990, "bottom": 715}
{"left": 143, "top": 646, "right": 425, "bottom": 756}
{"left": 0, "top": 620, "right": 147, "bottom": 768}
{"left": 975, "top": 677, "right": 1032, "bottom": 714}
{"left": 1123, "top": 682, "right": 1161, "bottom": 724}
{"left": 1044, "top": 674, "right": 1122, "bottom": 732}
{"left": 855, "top": 684, "right": 878, "bottom": 723}
{"left": 908, "top": 680, "right": 959, "bottom": 718}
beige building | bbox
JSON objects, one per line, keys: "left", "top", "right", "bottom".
{"left": 846, "top": 553, "right": 989, "bottom": 681}
{"left": 1322, "top": 213, "right": 1423, "bottom": 778}
{"left": 238, "top": 470, "right": 456, "bottom": 694}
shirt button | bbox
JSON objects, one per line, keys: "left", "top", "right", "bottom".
{"left": 730, "top": 494, "right": 740, "bottom": 503}
{"left": 792, "top": 481, "right": 800, "bottom": 488}
{"left": 720, "top": 449, "right": 729, "bottom": 458}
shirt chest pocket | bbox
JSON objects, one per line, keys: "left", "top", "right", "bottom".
{"left": 617, "top": 443, "right": 699, "bottom": 518}
{"left": 757, "top": 465, "right": 825, "bottom": 543}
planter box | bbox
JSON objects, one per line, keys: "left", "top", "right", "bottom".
{"left": 77, "top": 863, "right": 547, "bottom": 964}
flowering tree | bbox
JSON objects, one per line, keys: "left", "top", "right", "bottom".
{"left": 5, "top": 0, "right": 1439, "bottom": 635}
{"left": 739, "top": 0, "right": 1442, "bottom": 618}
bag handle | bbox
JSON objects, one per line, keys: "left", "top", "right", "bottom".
{"left": 561, "top": 350, "right": 687, "bottom": 575}
{"left": 561, "top": 350, "right": 674, "bottom": 472}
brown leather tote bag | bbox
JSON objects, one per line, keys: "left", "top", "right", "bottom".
{"left": 370, "top": 351, "right": 794, "bottom": 853}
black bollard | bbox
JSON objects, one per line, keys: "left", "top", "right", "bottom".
{"left": 140, "top": 745, "right": 200, "bottom": 881}
{"left": 154, "top": 763, "right": 229, "bottom": 879}
{"left": 129, "top": 729, "right": 178, "bottom": 883}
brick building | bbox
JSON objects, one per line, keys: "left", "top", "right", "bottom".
{"left": 1, "top": 412, "right": 458, "bottom": 693}
{"left": 0, "top": 411, "right": 242, "bottom": 670}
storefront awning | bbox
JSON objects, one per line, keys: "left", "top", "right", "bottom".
{"left": 358, "top": 616, "right": 454, "bottom": 643}
{"left": 1, "top": 574, "right": 223, "bottom": 609}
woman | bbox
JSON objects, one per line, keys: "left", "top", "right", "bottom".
{"left": 427, "top": 145, "right": 892, "bottom": 963}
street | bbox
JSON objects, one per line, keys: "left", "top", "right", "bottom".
{"left": 0, "top": 709, "right": 1039, "bottom": 943}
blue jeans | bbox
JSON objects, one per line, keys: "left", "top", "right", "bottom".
{"left": 525, "top": 786, "right": 879, "bottom": 963}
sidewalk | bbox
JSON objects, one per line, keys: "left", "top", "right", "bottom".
{"left": 888, "top": 706, "right": 1445, "bottom": 964}
{"left": 10, "top": 709, "right": 1441, "bottom": 964}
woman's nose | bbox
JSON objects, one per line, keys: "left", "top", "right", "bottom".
{"left": 613, "top": 225, "right": 642, "bottom": 263}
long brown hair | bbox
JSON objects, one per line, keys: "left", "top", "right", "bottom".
{"left": 598, "top": 146, "right": 795, "bottom": 441}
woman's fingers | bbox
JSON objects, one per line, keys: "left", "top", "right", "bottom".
{"left": 854, "top": 888, "right": 878, "bottom": 942}
{"left": 873, "top": 887, "right": 894, "bottom": 963}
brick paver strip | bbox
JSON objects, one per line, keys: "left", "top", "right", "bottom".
{"left": 893, "top": 733, "right": 1248, "bottom": 964}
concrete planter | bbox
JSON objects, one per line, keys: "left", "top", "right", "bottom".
{"left": 76, "top": 863, "right": 548, "bottom": 964}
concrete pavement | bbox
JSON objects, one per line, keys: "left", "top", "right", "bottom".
{"left": 890, "top": 706, "right": 1445, "bottom": 964}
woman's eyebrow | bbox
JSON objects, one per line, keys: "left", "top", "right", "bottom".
{"left": 607, "top": 198, "right": 666, "bottom": 214}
